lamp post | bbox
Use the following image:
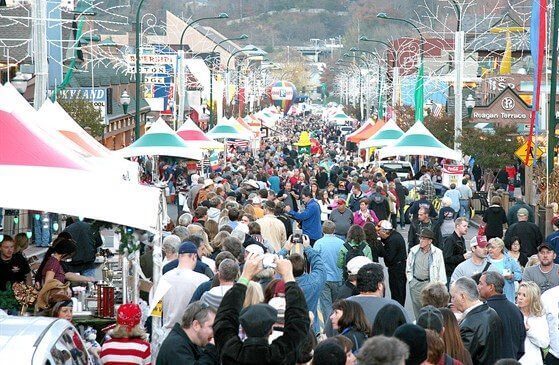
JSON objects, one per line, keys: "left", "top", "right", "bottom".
{"left": 11, "top": 72, "right": 28, "bottom": 94}
{"left": 214, "top": 47, "right": 257, "bottom": 126}
{"left": 444, "top": 0, "right": 465, "bottom": 153}
{"left": 175, "top": 13, "right": 229, "bottom": 130}
{"left": 350, "top": 47, "right": 384, "bottom": 119}
{"left": 344, "top": 53, "right": 369, "bottom": 121}
{"left": 120, "top": 90, "right": 131, "bottom": 115}
{"left": 208, "top": 35, "right": 248, "bottom": 123}
{"left": 465, "top": 94, "right": 475, "bottom": 118}
{"left": 336, "top": 60, "right": 358, "bottom": 107}
{"left": 377, "top": 13, "right": 425, "bottom": 123}
{"left": 359, "top": 36, "right": 400, "bottom": 107}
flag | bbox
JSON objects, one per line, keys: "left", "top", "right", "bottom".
{"left": 414, "top": 61, "right": 424, "bottom": 122}
{"left": 209, "top": 151, "right": 220, "bottom": 171}
{"left": 526, "top": 0, "right": 547, "bottom": 165}
{"left": 499, "top": 31, "right": 512, "bottom": 75}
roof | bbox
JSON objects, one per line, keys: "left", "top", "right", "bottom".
{"left": 191, "top": 23, "right": 244, "bottom": 54}
{"left": 68, "top": 63, "right": 131, "bottom": 88}
{"left": 0, "top": 4, "right": 32, "bottom": 64}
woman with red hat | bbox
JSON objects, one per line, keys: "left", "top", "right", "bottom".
{"left": 100, "top": 303, "right": 151, "bottom": 364}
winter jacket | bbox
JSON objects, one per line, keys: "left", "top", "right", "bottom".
{"left": 442, "top": 232, "right": 466, "bottom": 280}
{"left": 408, "top": 219, "right": 442, "bottom": 250}
{"left": 287, "top": 199, "right": 323, "bottom": 240}
{"left": 504, "top": 221, "right": 543, "bottom": 257}
{"left": 486, "top": 294, "right": 526, "bottom": 360}
{"left": 482, "top": 205, "right": 507, "bottom": 239}
{"left": 157, "top": 322, "right": 219, "bottom": 365}
{"left": 459, "top": 303, "right": 504, "bottom": 365}
{"left": 488, "top": 254, "right": 523, "bottom": 303}
{"left": 368, "top": 192, "right": 391, "bottom": 221}
{"left": 406, "top": 245, "right": 447, "bottom": 284}
{"left": 214, "top": 282, "right": 310, "bottom": 365}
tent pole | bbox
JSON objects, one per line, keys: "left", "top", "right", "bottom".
{"left": 150, "top": 190, "right": 165, "bottom": 355}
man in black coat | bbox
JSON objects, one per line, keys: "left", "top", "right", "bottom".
{"left": 478, "top": 271, "right": 526, "bottom": 360}
{"left": 394, "top": 178, "right": 408, "bottom": 229}
{"left": 214, "top": 253, "right": 310, "bottom": 365}
{"left": 451, "top": 277, "right": 504, "bottom": 365}
{"left": 408, "top": 207, "right": 442, "bottom": 251}
{"left": 504, "top": 208, "right": 543, "bottom": 257}
{"left": 157, "top": 301, "right": 219, "bottom": 364}
{"left": 442, "top": 217, "right": 469, "bottom": 282}
{"left": 377, "top": 220, "right": 408, "bottom": 306}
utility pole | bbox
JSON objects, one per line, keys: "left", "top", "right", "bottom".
{"left": 32, "top": 0, "right": 48, "bottom": 109}
{"left": 451, "top": 0, "right": 464, "bottom": 154}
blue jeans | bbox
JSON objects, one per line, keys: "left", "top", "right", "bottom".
{"left": 459, "top": 200, "right": 470, "bottom": 220}
{"left": 34, "top": 213, "right": 51, "bottom": 247}
{"left": 319, "top": 281, "right": 342, "bottom": 327}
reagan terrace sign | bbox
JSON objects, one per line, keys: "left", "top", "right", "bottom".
{"left": 470, "top": 87, "right": 530, "bottom": 126}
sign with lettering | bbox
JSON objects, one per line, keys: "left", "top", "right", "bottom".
{"left": 126, "top": 54, "right": 176, "bottom": 65}
{"left": 470, "top": 87, "right": 530, "bottom": 127}
{"left": 56, "top": 87, "right": 108, "bottom": 123}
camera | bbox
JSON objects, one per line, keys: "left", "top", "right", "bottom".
{"left": 292, "top": 229, "right": 303, "bottom": 244}
{"left": 262, "top": 253, "right": 278, "bottom": 269}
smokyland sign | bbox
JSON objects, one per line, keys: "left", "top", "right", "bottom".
{"left": 470, "top": 87, "right": 530, "bottom": 126}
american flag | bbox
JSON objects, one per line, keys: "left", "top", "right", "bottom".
{"left": 228, "top": 139, "right": 250, "bottom": 152}
{"left": 432, "top": 103, "right": 443, "bottom": 117}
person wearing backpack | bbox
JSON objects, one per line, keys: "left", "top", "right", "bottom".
{"left": 337, "top": 225, "right": 373, "bottom": 277}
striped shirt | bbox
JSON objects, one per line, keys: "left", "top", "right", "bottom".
{"left": 99, "top": 338, "right": 151, "bottom": 365}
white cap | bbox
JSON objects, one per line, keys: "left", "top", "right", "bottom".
{"left": 203, "top": 179, "right": 215, "bottom": 188}
{"left": 379, "top": 220, "right": 393, "bottom": 230}
{"left": 245, "top": 244, "right": 264, "bottom": 255}
{"left": 347, "top": 256, "right": 373, "bottom": 275}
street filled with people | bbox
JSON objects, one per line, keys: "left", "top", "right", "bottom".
{"left": 1, "top": 113, "right": 558, "bottom": 365}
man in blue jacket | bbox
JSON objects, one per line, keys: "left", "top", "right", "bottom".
{"left": 278, "top": 234, "right": 326, "bottom": 335}
{"left": 284, "top": 187, "right": 323, "bottom": 245}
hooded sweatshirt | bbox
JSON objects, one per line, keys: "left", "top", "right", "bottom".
{"left": 200, "top": 285, "right": 233, "bottom": 309}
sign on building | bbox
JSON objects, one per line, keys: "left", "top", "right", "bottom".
{"left": 470, "top": 86, "right": 530, "bottom": 127}
{"left": 56, "top": 87, "right": 108, "bottom": 124}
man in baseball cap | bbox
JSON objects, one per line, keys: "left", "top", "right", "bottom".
{"left": 335, "top": 256, "right": 374, "bottom": 301}
{"left": 450, "top": 236, "right": 489, "bottom": 284}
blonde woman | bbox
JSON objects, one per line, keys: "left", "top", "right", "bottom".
{"left": 243, "top": 281, "right": 264, "bottom": 308}
{"left": 517, "top": 281, "right": 549, "bottom": 365}
{"left": 487, "top": 238, "right": 522, "bottom": 303}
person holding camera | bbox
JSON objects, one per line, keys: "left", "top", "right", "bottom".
{"left": 284, "top": 187, "right": 323, "bottom": 246}
{"left": 278, "top": 234, "right": 326, "bottom": 335}
{"left": 214, "top": 253, "right": 311, "bottom": 365}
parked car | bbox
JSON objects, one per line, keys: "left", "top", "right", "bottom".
{"left": 368, "top": 161, "right": 415, "bottom": 181}
{"left": 0, "top": 314, "right": 93, "bottom": 364}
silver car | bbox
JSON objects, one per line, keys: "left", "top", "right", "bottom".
{"left": 0, "top": 314, "right": 93, "bottom": 364}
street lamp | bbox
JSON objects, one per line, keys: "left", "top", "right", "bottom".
{"left": 465, "top": 94, "right": 475, "bottom": 118}
{"left": 350, "top": 47, "right": 384, "bottom": 118}
{"left": 377, "top": 12, "right": 425, "bottom": 123}
{"left": 208, "top": 35, "right": 249, "bottom": 124}
{"left": 358, "top": 36, "right": 397, "bottom": 66}
{"left": 174, "top": 13, "right": 229, "bottom": 129}
{"left": 120, "top": 90, "right": 131, "bottom": 114}
{"left": 11, "top": 72, "right": 28, "bottom": 94}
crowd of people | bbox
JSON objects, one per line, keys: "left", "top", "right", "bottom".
{"left": 1, "top": 115, "right": 558, "bottom": 365}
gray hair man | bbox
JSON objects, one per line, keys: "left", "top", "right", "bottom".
{"left": 450, "top": 277, "right": 504, "bottom": 364}
{"left": 477, "top": 271, "right": 526, "bottom": 360}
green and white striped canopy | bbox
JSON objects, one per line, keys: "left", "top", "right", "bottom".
{"left": 359, "top": 119, "right": 404, "bottom": 149}
{"left": 115, "top": 117, "right": 203, "bottom": 160}
{"left": 378, "top": 121, "right": 462, "bottom": 161}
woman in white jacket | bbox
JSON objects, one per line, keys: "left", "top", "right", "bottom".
{"left": 317, "top": 189, "right": 332, "bottom": 222}
{"left": 517, "top": 281, "right": 549, "bottom": 365}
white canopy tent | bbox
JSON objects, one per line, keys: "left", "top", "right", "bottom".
{"left": 0, "top": 99, "right": 163, "bottom": 232}
{"left": 115, "top": 117, "right": 204, "bottom": 160}
{"left": 378, "top": 122, "right": 462, "bottom": 161}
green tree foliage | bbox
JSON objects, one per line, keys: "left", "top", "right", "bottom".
{"left": 392, "top": 105, "right": 520, "bottom": 169}
{"left": 58, "top": 97, "right": 104, "bottom": 140}
{"left": 461, "top": 125, "right": 520, "bottom": 170}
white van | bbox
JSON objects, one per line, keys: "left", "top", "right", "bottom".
{"left": 369, "top": 160, "right": 415, "bottom": 180}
